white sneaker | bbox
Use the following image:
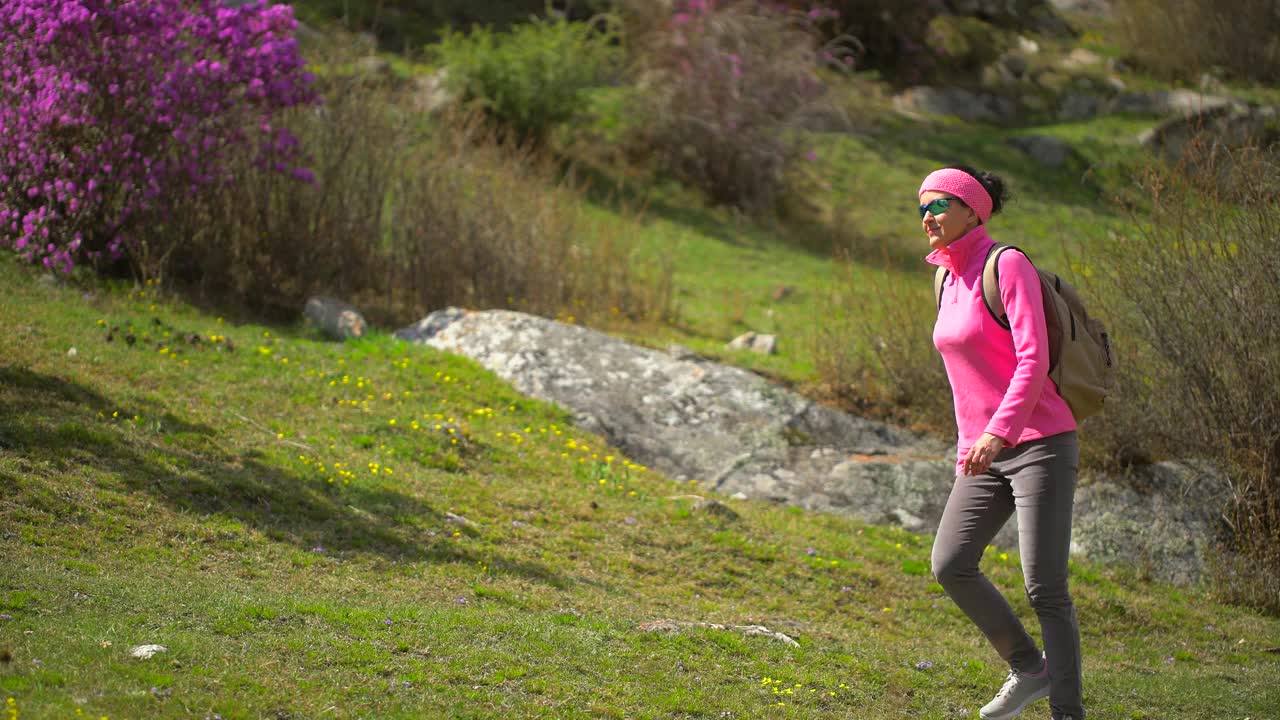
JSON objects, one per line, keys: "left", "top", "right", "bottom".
{"left": 978, "top": 664, "right": 1051, "bottom": 720}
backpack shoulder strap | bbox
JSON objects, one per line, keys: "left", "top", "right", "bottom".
{"left": 982, "top": 243, "right": 1028, "bottom": 330}
{"left": 933, "top": 266, "right": 949, "bottom": 311}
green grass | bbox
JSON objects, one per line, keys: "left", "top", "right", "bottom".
{"left": 3, "top": 252, "right": 1279, "bottom": 719}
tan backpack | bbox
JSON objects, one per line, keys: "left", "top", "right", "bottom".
{"left": 934, "top": 243, "right": 1115, "bottom": 421}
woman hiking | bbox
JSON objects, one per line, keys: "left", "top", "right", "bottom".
{"left": 921, "top": 166, "right": 1084, "bottom": 720}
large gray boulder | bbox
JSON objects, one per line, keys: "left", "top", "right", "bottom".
{"left": 402, "top": 308, "right": 1232, "bottom": 584}
{"left": 404, "top": 308, "right": 943, "bottom": 485}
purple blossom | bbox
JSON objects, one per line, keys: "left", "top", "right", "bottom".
{"left": 0, "top": 0, "right": 318, "bottom": 273}
{"left": 915, "top": 660, "right": 934, "bottom": 670}
{"left": 383, "top": 618, "right": 393, "bottom": 626}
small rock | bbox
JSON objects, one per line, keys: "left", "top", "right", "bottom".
{"left": 636, "top": 619, "right": 798, "bottom": 647}
{"left": 356, "top": 55, "right": 391, "bottom": 76}
{"left": 1060, "top": 48, "right": 1103, "bottom": 69}
{"left": 1007, "top": 135, "right": 1076, "bottom": 168}
{"left": 1199, "top": 72, "right": 1225, "bottom": 93}
{"left": 1059, "top": 91, "right": 1100, "bottom": 121}
{"left": 983, "top": 63, "right": 1017, "bottom": 87}
{"left": 727, "top": 332, "right": 777, "bottom": 355}
{"left": 891, "top": 508, "right": 927, "bottom": 532}
{"left": 445, "top": 512, "right": 478, "bottom": 528}
{"left": 1000, "top": 53, "right": 1030, "bottom": 78}
{"left": 666, "top": 344, "right": 698, "bottom": 361}
{"left": 1016, "top": 35, "right": 1040, "bottom": 54}
{"left": 693, "top": 498, "right": 740, "bottom": 521}
{"left": 1105, "top": 57, "right": 1130, "bottom": 74}
{"left": 412, "top": 68, "right": 456, "bottom": 115}
{"left": 1048, "top": 0, "right": 1113, "bottom": 16}
{"left": 1035, "top": 69, "right": 1072, "bottom": 94}
{"left": 66, "top": 347, "right": 77, "bottom": 358}
{"left": 129, "top": 644, "right": 167, "bottom": 660}
{"left": 303, "top": 296, "right": 366, "bottom": 341}
{"left": 1023, "top": 95, "right": 1049, "bottom": 114}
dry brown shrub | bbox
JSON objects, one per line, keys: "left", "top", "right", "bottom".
{"left": 622, "top": 1, "right": 849, "bottom": 213}
{"left": 809, "top": 251, "right": 956, "bottom": 438}
{"left": 1087, "top": 142, "right": 1280, "bottom": 613}
{"left": 140, "top": 37, "right": 672, "bottom": 330}
{"left": 1112, "top": 0, "right": 1280, "bottom": 83}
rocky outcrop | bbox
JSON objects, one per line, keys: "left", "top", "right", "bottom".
{"left": 402, "top": 308, "right": 1232, "bottom": 584}
{"left": 1071, "top": 462, "right": 1229, "bottom": 586}
{"left": 893, "top": 86, "right": 1021, "bottom": 125}
{"left": 1110, "top": 89, "right": 1235, "bottom": 116}
{"left": 1138, "top": 103, "right": 1278, "bottom": 163}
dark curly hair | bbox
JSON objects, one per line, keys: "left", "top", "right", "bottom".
{"left": 945, "top": 165, "right": 1009, "bottom": 218}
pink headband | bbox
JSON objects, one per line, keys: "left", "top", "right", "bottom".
{"left": 918, "top": 169, "right": 993, "bottom": 223}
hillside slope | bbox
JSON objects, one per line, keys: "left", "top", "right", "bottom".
{"left": 2, "top": 260, "right": 1278, "bottom": 719}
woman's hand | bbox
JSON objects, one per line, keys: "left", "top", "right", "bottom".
{"left": 963, "top": 433, "right": 1007, "bottom": 476}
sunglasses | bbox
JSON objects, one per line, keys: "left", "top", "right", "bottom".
{"left": 919, "top": 197, "right": 964, "bottom": 219}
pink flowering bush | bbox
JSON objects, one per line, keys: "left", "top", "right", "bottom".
{"left": 625, "top": 0, "right": 847, "bottom": 212}
{"left": 0, "top": 0, "right": 316, "bottom": 274}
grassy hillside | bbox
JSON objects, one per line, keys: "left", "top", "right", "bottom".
{"left": 565, "top": 107, "right": 1154, "bottom": 400}
{"left": 3, "top": 255, "right": 1279, "bottom": 718}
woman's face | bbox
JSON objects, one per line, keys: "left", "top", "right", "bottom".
{"left": 920, "top": 190, "right": 979, "bottom": 251}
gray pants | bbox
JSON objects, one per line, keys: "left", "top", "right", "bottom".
{"left": 931, "top": 431, "right": 1084, "bottom": 719}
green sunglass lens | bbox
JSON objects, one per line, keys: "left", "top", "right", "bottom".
{"left": 919, "top": 198, "right": 951, "bottom": 218}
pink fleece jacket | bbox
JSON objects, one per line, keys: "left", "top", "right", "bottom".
{"left": 925, "top": 225, "right": 1077, "bottom": 473}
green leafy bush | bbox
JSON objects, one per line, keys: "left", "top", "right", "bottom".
{"left": 433, "top": 12, "right": 622, "bottom": 143}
